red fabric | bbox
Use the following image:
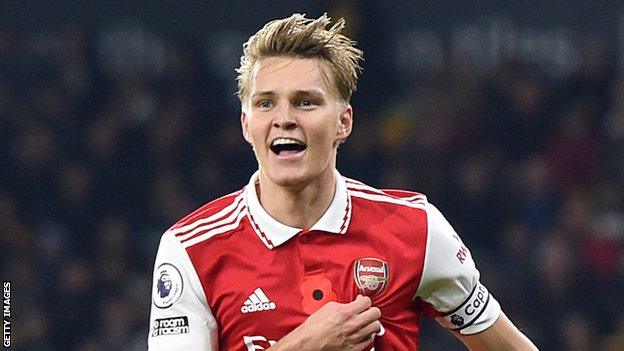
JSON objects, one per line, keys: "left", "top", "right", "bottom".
{"left": 178, "top": 187, "right": 430, "bottom": 349}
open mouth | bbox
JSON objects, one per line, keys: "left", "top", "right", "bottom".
{"left": 270, "top": 138, "right": 307, "bottom": 156}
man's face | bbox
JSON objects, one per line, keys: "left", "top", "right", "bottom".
{"left": 241, "top": 57, "right": 352, "bottom": 187}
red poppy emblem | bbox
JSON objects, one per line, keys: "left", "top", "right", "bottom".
{"left": 354, "top": 258, "right": 389, "bottom": 297}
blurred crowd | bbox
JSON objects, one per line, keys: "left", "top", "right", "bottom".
{"left": 1, "top": 10, "right": 624, "bottom": 351}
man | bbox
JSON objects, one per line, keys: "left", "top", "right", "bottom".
{"left": 148, "top": 13, "right": 538, "bottom": 350}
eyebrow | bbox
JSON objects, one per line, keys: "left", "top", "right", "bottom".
{"left": 292, "top": 89, "right": 324, "bottom": 99}
{"left": 251, "top": 89, "right": 325, "bottom": 100}
{"left": 251, "top": 91, "right": 276, "bottom": 99}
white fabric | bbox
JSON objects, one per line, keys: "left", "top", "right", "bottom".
{"left": 147, "top": 232, "right": 218, "bottom": 350}
{"left": 245, "top": 170, "right": 351, "bottom": 248}
{"left": 416, "top": 203, "right": 501, "bottom": 335}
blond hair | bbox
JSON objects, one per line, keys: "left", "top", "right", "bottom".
{"left": 236, "top": 13, "right": 363, "bottom": 105}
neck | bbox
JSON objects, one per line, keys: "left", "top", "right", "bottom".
{"left": 257, "top": 168, "right": 336, "bottom": 229}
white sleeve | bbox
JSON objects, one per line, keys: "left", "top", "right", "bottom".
{"left": 148, "top": 231, "right": 219, "bottom": 350}
{"left": 415, "top": 203, "right": 501, "bottom": 335}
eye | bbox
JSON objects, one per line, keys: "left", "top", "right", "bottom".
{"left": 257, "top": 100, "right": 272, "bottom": 110}
{"left": 298, "top": 100, "right": 315, "bottom": 108}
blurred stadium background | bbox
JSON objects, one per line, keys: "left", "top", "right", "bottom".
{"left": 1, "top": 1, "right": 623, "bottom": 350}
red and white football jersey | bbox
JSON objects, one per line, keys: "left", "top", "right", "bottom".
{"left": 148, "top": 171, "right": 501, "bottom": 350}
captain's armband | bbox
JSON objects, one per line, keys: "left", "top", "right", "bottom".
{"left": 436, "top": 282, "right": 491, "bottom": 332}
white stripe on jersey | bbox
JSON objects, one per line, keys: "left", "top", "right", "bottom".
{"left": 182, "top": 207, "right": 248, "bottom": 248}
{"left": 346, "top": 178, "right": 427, "bottom": 203}
{"left": 167, "top": 192, "right": 245, "bottom": 236}
{"left": 344, "top": 179, "right": 387, "bottom": 195}
{"left": 175, "top": 198, "right": 247, "bottom": 242}
{"left": 344, "top": 177, "right": 366, "bottom": 185}
{"left": 348, "top": 190, "right": 427, "bottom": 210}
{"left": 401, "top": 194, "right": 427, "bottom": 204}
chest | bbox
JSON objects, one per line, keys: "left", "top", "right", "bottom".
{"left": 193, "top": 223, "right": 427, "bottom": 350}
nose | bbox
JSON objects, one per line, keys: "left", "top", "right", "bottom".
{"left": 272, "top": 104, "right": 298, "bottom": 130}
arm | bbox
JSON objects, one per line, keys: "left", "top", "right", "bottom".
{"left": 148, "top": 232, "right": 218, "bottom": 350}
{"left": 456, "top": 312, "right": 538, "bottom": 350}
{"left": 416, "top": 202, "right": 538, "bottom": 349}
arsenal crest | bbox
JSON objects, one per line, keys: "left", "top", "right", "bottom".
{"left": 354, "top": 258, "right": 389, "bottom": 297}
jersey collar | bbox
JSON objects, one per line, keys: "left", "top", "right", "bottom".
{"left": 245, "top": 170, "right": 352, "bottom": 249}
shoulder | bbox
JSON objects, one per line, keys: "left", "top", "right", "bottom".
{"left": 343, "top": 176, "right": 428, "bottom": 209}
{"left": 162, "top": 188, "right": 248, "bottom": 248}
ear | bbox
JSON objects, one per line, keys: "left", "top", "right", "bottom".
{"left": 336, "top": 104, "right": 353, "bottom": 141}
{"left": 241, "top": 111, "right": 252, "bottom": 144}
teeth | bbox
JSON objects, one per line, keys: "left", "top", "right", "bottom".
{"left": 272, "top": 138, "right": 304, "bottom": 146}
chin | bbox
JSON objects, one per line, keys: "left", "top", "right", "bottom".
{"left": 272, "top": 172, "right": 310, "bottom": 187}
{"left": 264, "top": 167, "right": 315, "bottom": 188}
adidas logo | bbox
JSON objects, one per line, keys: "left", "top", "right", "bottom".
{"left": 241, "top": 288, "right": 277, "bottom": 314}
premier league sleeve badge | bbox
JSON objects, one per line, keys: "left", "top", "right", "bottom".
{"left": 152, "top": 263, "right": 184, "bottom": 309}
{"left": 354, "top": 258, "right": 389, "bottom": 297}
